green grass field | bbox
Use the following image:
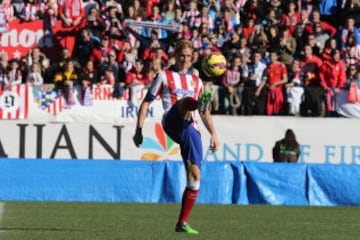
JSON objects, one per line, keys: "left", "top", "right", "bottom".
{"left": 0, "top": 202, "right": 359, "bottom": 240}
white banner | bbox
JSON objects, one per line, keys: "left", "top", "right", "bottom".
{"left": 1, "top": 117, "right": 359, "bottom": 164}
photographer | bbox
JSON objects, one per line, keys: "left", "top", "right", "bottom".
{"left": 272, "top": 129, "right": 300, "bottom": 163}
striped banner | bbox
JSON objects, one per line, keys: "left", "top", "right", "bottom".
{"left": 0, "top": 84, "right": 28, "bottom": 119}
{"left": 124, "top": 19, "right": 181, "bottom": 32}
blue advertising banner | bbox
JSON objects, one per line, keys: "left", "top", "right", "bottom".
{"left": 1, "top": 159, "right": 360, "bottom": 206}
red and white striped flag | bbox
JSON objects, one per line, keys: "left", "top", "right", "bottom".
{"left": 0, "top": 84, "right": 29, "bottom": 119}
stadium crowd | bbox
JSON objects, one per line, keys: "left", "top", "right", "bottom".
{"left": 0, "top": 0, "right": 360, "bottom": 116}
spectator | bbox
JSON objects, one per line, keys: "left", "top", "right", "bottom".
{"left": 293, "top": 9, "right": 311, "bottom": 56}
{"left": 19, "top": 0, "right": 40, "bottom": 22}
{"left": 132, "top": 0, "right": 145, "bottom": 19}
{"left": 43, "top": 0, "right": 58, "bottom": 34}
{"left": 145, "top": 0, "right": 159, "bottom": 19}
{"left": 119, "top": 41, "right": 137, "bottom": 73}
{"left": 272, "top": 128, "right": 300, "bottom": 163}
{"left": 173, "top": 6, "right": 184, "bottom": 25}
{"left": 81, "top": 60, "right": 97, "bottom": 104}
{"left": 85, "top": 6, "right": 106, "bottom": 41}
{"left": 50, "top": 47, "right": 71, "bottom": 78}
{"left": 306, "top": 33, "right": 321, "bottom": 57}
{"left": 301, "top": 45, "right": 324, "bottom": 116}
{"left": 27, "top": 47, "right": 46, "bottom": 68}
{"left": 26, "top": 62, "right": 43, "bottom": 87}
{"left": 300, "top": 0, "right": 315, "bottom": 16}
{"left": 143, "top": 5, "right": 168, "bottom": 39}
{"left": 345, "top": 64, "right": 360, "bottom": 89}
{"left": 213, "top": 24, "right": 227, "bottom": 48}
{"left": 89, "top": 36, "right": 112, "bottom": 67}
{"left": 318, "top": 0, "right": 340, "bottom": 28}
{"left": 222, "top": 55, "right": 242, "bottom": 115}
{"left": 99, "top": 65, "right": 116, "bottom": 85}
{"left": 304, "top": 9, "right": 337, "bottom": 38}
{"left": 0, "top": 53, "right": 9, "bottom": 88}
{"left": 125, "top": 59, "right": 149, "bottom": 107}
{"left": 75, "top": 28, "right": 99, "bottom": 67}
{"left": 280, "top": 1, "right": 300, "bottom": 36}
{"left": 343, "top": 33, "right": 360, "bottom": 67}
{"left": 321, "top": 38, "right": 337, "bottom": 62}
{"left": 5, "top": 59, "right": 22, "bottom": 89}
{"left": 313, "top": 23, "right": 330, "bottom": 54}
{"left": 346, "top": 64, "right": 360, "bottom": 104}
{"left": 103, "top": 0, "right": 123, "bottom": 19}
{"left": 338, "top": 16, "right": 360, "bottom": 52}
{"left": 267, "top": 0, "right": 283, "bottom": 18}
{"left": 161, "top": 0, "right": 176, "bottom": 23}
{"left": 222, "top": 7, "right": 239, "bottom": 35}
{"left": 190, "top": 27, "right": 202, "bottom": 49}
{"left": 221, "top": 32, "right": 241, "bottom": 61}
{"left": 41, "top": 58, "right": 52, "bottom": 84}
{"left": 104, "top": 5, "right": 122, "bottom": 32}
{"left": 84, "top": 0, "right": 99, "bottom": 15}
{"left": 265, "top": 50, "right": 288, "bottom": 115}
{"left": 242, "top": 17, "right": 255, "bottom": 39}
{"left": 278, "top": 27, "right": 297, "bottom": 68}
{"left": 82, "top": 60, "right": 97, "bottom": 85}
{"left": 58, "top": 0, "right": 85, "bottom": 28}
{"left": 0, "top": 3, "right": 7, "bottom": 34}
{"left": 243, "top": 0, "right": 265, "bottom": 21}
{"left": 182, "top": 0, "right": 200, "bottom": 29}
{"left": 248, "top": 23, "right": 268, "bottom": 52}
{"left": 285, "top": 59, "right": 304, "bottom": 116}
{"left": 54, "top": 59, "right": 80, "bottom": 106}
{"left": 341, "top": 0, "right": 360, "bottom": 26}
{"left": 262, "top": 8, "right": 281, "bottom": 34}
{"left": 2, "top": 0, "right": 16, "bottom": 22}
{"left": 98, "top": 49, "right": 122, "bottom": 85}
{"left": 267, "top": 25, "right": 281, "bottom": 52}
{"left": 242, "top": 50, "right": 267, "bottom": 115}
{"left": 319, "top": 49, "right": 346, "bottom": 116}
{"left": 198, "top": 3, "right": 215, "bottom": 33}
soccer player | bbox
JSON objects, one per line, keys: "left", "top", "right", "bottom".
{"left": 133, "top": 39, "right": 219, "bottom": 234}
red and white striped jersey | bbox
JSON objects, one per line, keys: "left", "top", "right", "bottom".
{"left": 147, "top": 66, "right": 204, "bottom": 113}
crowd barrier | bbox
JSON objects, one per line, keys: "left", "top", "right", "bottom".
{"left": 0, "top": 159, "right": 359, "bottom": 206}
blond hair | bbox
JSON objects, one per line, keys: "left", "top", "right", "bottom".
{"left": 174, "top": 39, "right": 193, "bottom": 54}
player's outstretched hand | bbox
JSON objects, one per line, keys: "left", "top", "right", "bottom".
{"left": 209, "top": 134, "right": 219, "bottom": 152}
{"left": 133, "top": 128, "right": 143, "bottom": 147}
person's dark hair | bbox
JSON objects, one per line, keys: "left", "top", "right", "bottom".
{"left": 283, "top": 129, "right": 299, "bottom": 150}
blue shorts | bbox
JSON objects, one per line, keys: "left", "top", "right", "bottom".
{"left": 162, "top": 105, "right": 203, "bottom": 168}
